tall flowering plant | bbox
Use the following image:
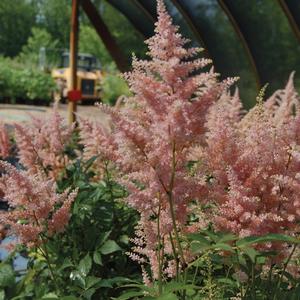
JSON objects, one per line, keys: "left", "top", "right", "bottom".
{"left": 0, "top": 160, "right": 78, "bottom": 291}
{"left": 201, "top": 73, "right": 300, "bottom": 259}
{"left": 0, "top": 161, "right": 77, "bottom": 248}
{"left": 14, "top": 108, "right": 74, "bottom": 180}
{"left": 81, "top": 0, "right": 236, "bottom": 286}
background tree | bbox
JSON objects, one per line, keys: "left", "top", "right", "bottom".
{"left": 0, "top": 0, "right": 37, "bottom": 57}
{"left": 18, "top": 27, "right": 59, "bottom": 68}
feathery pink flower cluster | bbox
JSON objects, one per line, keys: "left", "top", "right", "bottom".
{"left": 14, "top": 108, "right": 74, "bottom": 179}
{"left": 0, "top": 122, "right": 11, "bottom": 159}
{"left": 81, "top": 0, "right": 236, "bottom": 280}
{"left": 79, "top": 117, "right": 117, "bottom": 179}
{"left": 0, "top": 160, "right": 77, "bottom": 248}
{"left": 202, "top": 72, "right": 300, "bottom": 253}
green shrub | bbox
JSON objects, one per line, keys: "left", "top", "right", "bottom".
{"left": 1, "top": 157, "right": 139, "bottom": 300}
{"left": 0, "top": 57, "right": 56, "bottom": 103}
{"left": 101, "top": 68, "right": 131, "bottom": 106}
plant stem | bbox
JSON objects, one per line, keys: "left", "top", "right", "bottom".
{"left": 167, "top": 140, "right": 186, "bottom": 268}
{"left": 167, "top": 140, "right": 187, "bottom": 300}
{"left": 169, "top": 232, "right": 179, "bottom": 280}
{"left": 273, "top": 244, "right": 297, "bottom": 300}
{"left": 157, "top": 201, "right": 163, "bottom": 296}
{"left": 38, "top": 242, "right": 60, "bottom": 294}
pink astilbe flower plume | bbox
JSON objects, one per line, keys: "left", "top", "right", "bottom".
{"left": 0, "top": 161, "right": 77, "bottom": 248}
{"left": 81, "top": 0, "right": 237, "bottom": 282}
{"left": 202, "top": 73, "right": 300, "bottom": 258}
{"left": 14, "top": 107, "right": 74, "bottom": 180}
{"left": 0, "top": 122, "right": 11, "bottom": 159}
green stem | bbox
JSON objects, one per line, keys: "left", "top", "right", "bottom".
{"left": 169, "top": 232, "right": 179, "bottom": 281}
{"left": 192, "top": 264, "right": 199, "bottom": 285}
{"left": 167, "top": 140, "right": 186, "bottom": 268}
{"left": 273, "top": 244, "right": 297, "bottom": 300}
{"left": 167, "top": 140, "right": 187, "bottom": 300}
{"left": 157, "top": 201, "right": 163, "bottom": 296}
{"left": 38, "top": 242, "right": 60, "bottom": 294}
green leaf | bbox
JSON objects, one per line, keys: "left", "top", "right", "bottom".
{"left": 218, "top": 233, "right": 238, "bottom": 243}
{"left": 156, "top": 293, "right": 178, "bottom": 300}
{"left": 190, "top": 241, "right": 210, "bottom": 254}
{"left": 116, "top": 291, "right": 145, "bottom": 300}
{"left": 97, "top": 230, "right": 111, "bottom": 246}
{"left": 243, "top": 247, "right": 259, "bottom": 263}
{"left": 0, "top": 264, "right": 14, "bottom": 288}
{"left": 0, "top": 290, "right": 5, "bottom": 300}
{"left": 202, "top": 229, "right": 219, "bottom": 242}
{"left": 85, "top": 276, "right": 101, "bottom": 289}
{"left": 100, "top": 240, "right": 121, "bottom": 255}
{"left": 82, "top": 288, "right": 96, "bottom": 300}
{"left": 164, "top": 282, "right": 198, "bottom": 293}
{"left": 213, "top": 243, "right": 235, "bottom": 253}
{"left": 84, "top": 156, "right": 98, "bottom": 171}
{"left": 187, "top": 233, "right": 211, "bottom": 245}
{"left": 59, "top": 258, "right": 74, "bottom": 271}
{"left": 256, "top": 256, "right": 266, "bottom": 265}
{"left": 70, "top": 271, "right": 85, "bottom": 289}
{"left": 237, "top": 234, "right": 300, "bottom": 247}
{"left": 217, "top": 278, "right": 237, "bottom": 287}
{"left": 94, "top": 279, "right": 112, "bottom": 288}
{"left": 93, "top": 251, "right": 102, "bottom": 265}
{"left": 41, "top": 293, "right": 59, "bottom": 299}
{"left": 60, "top": 297, "right": 78, "bottom": 300}
{"left": 78, "top": 254, "right": 92, "bottom": 277}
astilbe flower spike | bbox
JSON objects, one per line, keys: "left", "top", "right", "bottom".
{"left": 202, "top": 73, "right": 300, "bottom": 258}
{"left": 14, "top": 107, "right": 74, "bottom": 180}
{"left": 0, "top": 122, "right": 11, "bottom": 159}
{"left": 81, "top": 0, "right": 237, "bottom": 282}
{"left": 0, "top": 160, "right": 77, "bottom": 248}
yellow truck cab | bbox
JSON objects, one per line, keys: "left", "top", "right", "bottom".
{"left": 51, "top": 52, "right": 102, "bottom": 102}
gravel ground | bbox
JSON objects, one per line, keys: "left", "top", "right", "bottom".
{"left": 0, "top": 103, "right": 110, "bottom": 126}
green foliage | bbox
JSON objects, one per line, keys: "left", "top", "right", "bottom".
{"left": 18, "top": 27, "right": 60, "bottom": 68}
{"left": 101, "top": 70, "right": 131, "bottom": 106}
{"left": 116, "top": 229, "right": 300, "bottom": 300}
{"left": 0, "top": 0, "right": 37, "bottom": 57}
{"left": 100, "top": 0, "right": 147, "bottom": 63}
{"left": 0, "top": 57, "right": 56, "bottom": 102}
{"left": 37, "top": 0, "right": 71, "bottom": 49}
{"left": 79, "top": 25, "right": 113, "bottom": 68}
{"left": 2, "top": 157, "right": 139, "bottom": 299}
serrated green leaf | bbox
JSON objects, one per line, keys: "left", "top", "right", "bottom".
{"left": 243, "top": 247, "right": 259, "bottom": 263}
{"left": 59, "top": 258, "right": 74, "bottom": 271}
{"left": 218, "top": 233, "right": 238, "bottom": 243}
{"left": 78, "top": 254, "right": 92, "bottom": 277}
{"left": 116, "top": 291, "right": 145, "bottom": 300}
{"left": 0, "top": 264, "right": 14, "bottom": 288}
{"left": 213, "top": 243, "right": 235, "bottom": 253}
{"left": 156, "top": 293, "right": 178, "bottom": 300}
{"left": 237, "top": 234, "right": 300, "bottom": 247}
{"left": 190, "top": 241, "right": 210, "bottom": 254}
{"left": 164, "top": 282, "right": 198, "bottom": 293}
{"left": 70, "top": 271, "right": 85, "bottom": 289}
{"left": 41, "top": 293, "right": 59, "bottom": 299}
{"left": 85, "top": 276, "right": 101, "bottom": 289}
{"left": 0, "top": 290, "right": 5, "bottom": 300}
{"left": 100, "top": 240, "right": 121, "bottom": 255}
{"left": 82, "top": 288, "right": 96, "bottom": 299}
{"left": 187, "top": 233, "right": 211, "bottom": 245}
{"left": 93, "top": 251, "right": 102, "bottom": 265}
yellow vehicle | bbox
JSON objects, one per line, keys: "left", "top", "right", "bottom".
{"left": 51, "top": 52, "right": 103, "bottom": 102}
